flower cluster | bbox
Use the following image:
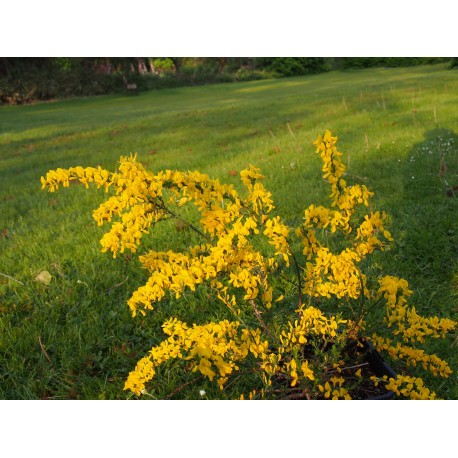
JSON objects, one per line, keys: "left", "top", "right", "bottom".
{"left": 371, "top": 374, "right": 437, "bottom": 399}
{"left": 318, "top": 376, "right": 352, "bottom": 400}
{"left": 124, "top": 318, "right": 253, "bottom": 395}
{"left": 370, "top": 335, "right": 453, "bottom": 378}
{"left": 377, "top": 275, "right": 456, "bottom": 343}
{"left": 41, "top": 130, "right": 457, "bottom": 399}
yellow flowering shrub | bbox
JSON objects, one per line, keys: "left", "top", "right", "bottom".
{"left": 41, "top": 130, "right": 457, "bottom": 399}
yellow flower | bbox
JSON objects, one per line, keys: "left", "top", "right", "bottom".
{"left": 43, "top": 132, "right": 456, "bottom": 400}
{"left": 195, "top": 358, "right": 216, "bottom": 380}
{"left": 301, "top": 360, "right": 315, "bottom": 381}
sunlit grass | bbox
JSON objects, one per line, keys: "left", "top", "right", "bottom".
{"left": 1, "top": 64, "right": 457, "bottom": 399}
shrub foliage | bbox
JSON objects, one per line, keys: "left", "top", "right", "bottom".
{"left": 41, "top": 131, "right": 456, "bottom": 399}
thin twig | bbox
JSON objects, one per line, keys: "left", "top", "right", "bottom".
{"left": 284, "top": 389, "right": 312, "bottom": 400}
{"left": 220, "top": 368, "right": 262, "bottom": 390}
{"left": 0, "top": 273, "right": 24, "bottom": 285}
{"left": 271, "top": 386, "right": 312, "bottom": 400}
{"left": 287, "top": 247, "right": 303, "bottom": 308}
{"left": 156, "top": 198, "right": 211, "bottom": 242}
{"left": 250, "top": 300, "right": 278, "bottom": 343}
{"left": 106, "top": 276, "right": 129, "bottom": 294}
{"left": 278, "top": 273, "right": 299, "bottom": 288}
{"left": 344, "top": 173, "right": 368, "bottom": 183}
{"left": 329, "top": 362, "right": 369, "bottom": 374}
{"left": 287, "top": 123, "right": 296, "bottom": 139}
{"left": 38, "top": 336, "right": 52, "bottom": 365}
{"left": 165, "top": 375, "right": 204, "bottom": 399}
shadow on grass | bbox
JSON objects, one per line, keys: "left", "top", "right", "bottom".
{"left": 392, "top": 128, "right": 458, "bottom": 302}
{"left": 370, "top": 127, "right": 458, "bottom": 398}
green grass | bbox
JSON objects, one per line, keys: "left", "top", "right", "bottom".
{"left": 1, "top": 64, "right": 457, "bottom": 399}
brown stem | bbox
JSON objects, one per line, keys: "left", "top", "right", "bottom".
{"left": 165, "top": 375, "right": 204, "bottom": 399}
{"left": 250, "top": 300, "right": 278, "bottom": 344}
{"left": 287, "top": 246, "right": 303, "bottom": 308}
{"left": 156, "top": 197, "right": 211, "bottom": 242}
{"left": 106, "top": 276, "right": 129, "bottom": 295}
{"left": 38, "top": 336, "right": 52, "bottom": 365}
{"left": 328, "top": 362, "right": 369, "bottom": 374}
{"left": 284, "top": 389, "right": 312, "bottom": 400}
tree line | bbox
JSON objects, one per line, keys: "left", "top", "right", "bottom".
{"left": 1, "top": 57, "right": 455, "bottom": 105}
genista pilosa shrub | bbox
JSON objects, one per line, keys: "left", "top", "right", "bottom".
{"left": 41, "top": 131, "right": 456, "bottom": 399}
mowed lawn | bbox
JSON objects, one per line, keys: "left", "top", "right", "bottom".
{"left": 1, "top": 64, "right": 457, "bottom": 399}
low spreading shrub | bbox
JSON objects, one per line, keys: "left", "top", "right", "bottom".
{"left": 41, "top": 131, "right": 456, "bottom": 399}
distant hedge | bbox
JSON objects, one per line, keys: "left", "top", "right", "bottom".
{"left": 449, "top": 58, "right": 458, "bottom": 69}
{"left": 0, "top": 58, "right": 277, "bottom": 105}
{"left": 0, "top": 57, "right": 455, "bottom": 105}
{"left": 256, "top": 57, "right": 332, "bottom": 76}
{"left": 339, "top": 57, "right": 450, "bottom": 69}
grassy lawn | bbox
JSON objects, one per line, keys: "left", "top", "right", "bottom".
{"left": 1, "top": 64, "right": 457, "bottom": 399}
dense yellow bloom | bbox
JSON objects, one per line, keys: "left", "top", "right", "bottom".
{"left": 384, "top": 375, "right": 437, "bottom": 400}
{"left": 124, "top": 319, "right": 254, "bottom": 395}
{"left": 262, "top": 216, "right": 290, "bottom": 265}
{"left": 376, "top": 276, "right": 456, "bottom": 344}
{"left": 303, "top": 247, "right": 364, "bottom": 300}
{"left": 280, "top": 306, "right": 344, "bottom": 348}
{"left": 312, "top": 129, "right": 374, "bottom": 215}
{"left": 318, "top": 376, "right": 352, "bottom": 400}
{"left": 371, "top": 334, "right": 453, "bottom": 378}
{"left": 42, "top": 131, "right": 456, "bottom": 399}
{"left": 304, "top": 205, "right": 350, "bottom": 233}
{"left": 301, "top": 360, "right": 315, "bottom": 381}
{"left": 123, "top": 356, "right": 156, "bottom": 396}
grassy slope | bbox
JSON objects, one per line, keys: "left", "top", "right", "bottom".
{"left": 1, "top": 64, "right": 457, "bottom": 399}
